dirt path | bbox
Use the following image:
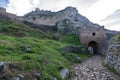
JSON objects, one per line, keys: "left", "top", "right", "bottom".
{"left": 71, "top": 55, "right": 120, "bottom": 80}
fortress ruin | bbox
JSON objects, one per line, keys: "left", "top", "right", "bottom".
{"left": 80, "top": 26, "right": 106, "bottom": 54}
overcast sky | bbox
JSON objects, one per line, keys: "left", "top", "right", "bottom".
{"left": 0, "top": 0, "right": 120, "bottom": 31}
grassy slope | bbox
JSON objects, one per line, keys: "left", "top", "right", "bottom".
{"left": 0, "top": 19, "right": 90, "bottom": 80}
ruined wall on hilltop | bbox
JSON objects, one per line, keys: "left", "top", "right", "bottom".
{"left": 0, "top": 7, "right": 19, "bottom": 21}
{"left": 23, "top": 7, "right": 78, "bottom": 26}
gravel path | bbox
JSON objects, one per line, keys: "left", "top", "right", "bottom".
{"left": 71, "top": 55, "right": 120, "bottom": 80}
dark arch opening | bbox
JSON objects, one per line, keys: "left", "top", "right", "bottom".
{"left": 88, "top": 41, "right": 98, "bottom": 54}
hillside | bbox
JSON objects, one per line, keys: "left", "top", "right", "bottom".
{"left": 0, "top": 6, "right": 119, "bottom": 80}
{"left": 0, "top": 19, "right": 90, "bottom": 80}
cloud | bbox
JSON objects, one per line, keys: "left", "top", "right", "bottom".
{"left": 6, "top": 0, "right": 34, "bottom": 15}
{"left": 82, "top": 0, "right": 120, "bottom": 23}
{"left": 100, "top": 9, "right": 120, "bottom": 31}
{"left": 102, "top": 9, "right": 120, "bottom": 21}
{"left": 6, "top": 0, "right": 99, "bottom": 16}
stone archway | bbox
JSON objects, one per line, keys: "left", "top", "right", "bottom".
{"left": 88, "top": 41, "right": 98, "bottom": 54}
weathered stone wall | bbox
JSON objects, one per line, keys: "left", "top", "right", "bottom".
{"left": 24, "top": 16, "right": 58, "bottom": 26}
{"left": 0, "top": 7, "right": 19, "bottom": 21}
{"left": 0, "top": 7, "right": 6, "bottom": 13}
{"left": 105, "top": 37, "right": 120, "bottom": 74}
{"left": 80, "top": 25, "right": 105, "bottom": 54}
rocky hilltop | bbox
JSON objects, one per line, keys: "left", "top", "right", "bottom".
{"left": 23, "top": 7, "right": 101, "bottom": 34}
{"left": 0, "top": 6, "right": 119, "bottom": 36}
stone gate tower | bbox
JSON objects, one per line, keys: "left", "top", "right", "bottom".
{"left": 80, "top": 25, "right": 105, "bottom": 54}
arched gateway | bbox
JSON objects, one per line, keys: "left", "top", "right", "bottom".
{"left": 80, "top": 25, "right": 105, "bottom": 54}
{"left": 88, "top": 41, "right": 98, "bottom": 54}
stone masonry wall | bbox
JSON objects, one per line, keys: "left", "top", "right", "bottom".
{"left": 80, "top": 26, "right": 105, "bottom": 45}
{"left": 105, "top": 37, "right": 120, "bottom": 74}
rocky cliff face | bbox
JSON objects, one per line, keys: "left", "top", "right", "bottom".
{"left": 105, "top": 36, "right": 120, "bottom": 74}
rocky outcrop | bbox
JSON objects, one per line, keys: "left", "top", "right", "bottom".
{"left": 105, "top": 36, "right": 120, "bottom": 74}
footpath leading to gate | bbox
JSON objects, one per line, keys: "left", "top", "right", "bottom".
{"left": 71, "top": 55, "right": 120, "bottom": 80}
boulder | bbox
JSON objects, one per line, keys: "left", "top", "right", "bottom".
{"left": 59, "top": 68, "right": 69, "bottom": 79}
{"left": 0, "top": 62, "right": 5, "bottom": 73}
{"left": 88, "top": 46, "right": 94, "bottom": 54}
{"left": 35, "top": 72, "right": 41, "bottom": 79}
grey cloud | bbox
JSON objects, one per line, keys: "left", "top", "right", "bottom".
{"left": 6, "top": 0, "right": 100, "bottom": 16}
{"left": 105, "top": 20, "right": 120, "bottom": 26}
{"left": 103, "top": 9, "right": 120, "bottom": 21}
{"left": 101, "top": 9, "right": 120, "bottom": 31}
{"left": 101, "top": 9, "right": 120, "bottom": 23}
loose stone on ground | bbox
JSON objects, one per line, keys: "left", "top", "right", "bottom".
{"left": 71, "top": 55, "right": 120, "bottom": 80}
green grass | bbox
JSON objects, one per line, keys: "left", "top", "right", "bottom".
{"left": 60, "top": 35, "right": 81, "bottom": 46}
{"left": 0, "top": 19, "right": 90, "bottom": 80}
{"left": 115, "top": 35, "right": 120, "bottom": 41}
